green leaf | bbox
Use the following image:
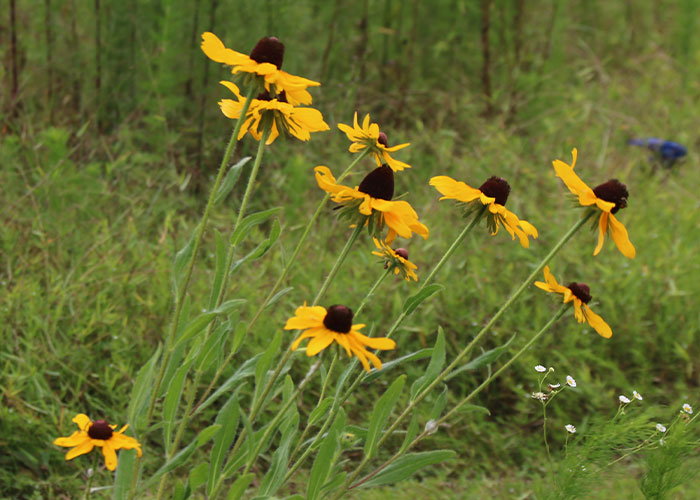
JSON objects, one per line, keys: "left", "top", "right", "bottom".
{"left": 193, "top": 355, "right": 260, "bottom": 416}
{"left": 365, "top": 375, "right": 406, "bottom": 459}
{"left": 174, "top": 300, "right": 246, "bottom": 349}
{"left": 145, "top": 424, "right": 221, "bottom": 488}
{"left": 410, "top": 328, "right": 446, "bottom": 400}
{"left": 231, "top": 219, "right": 281, "bottom": 274}
{"left": 429, "top": 385, "right": 448, "bottom": 421}
{"left": 226, "top": 473, "right": 255, "bottom": 500}
{"left": 363, "top": 348, "right": 433, "bottom": 383}
{"left": 172, "top": 230, "right": 197, "bottom": 295}
{"left": 189, "top": 462, "right": 209, "bottom": 490}
{"left": 231, "top": 207, "right": 282, "bottom": 247}
{"left": 163, "top": 360, "right": 194, "bottom": 451}
{"left": 357, "top": 450, "right": 457, "bottom": 488}
{"left": 445, "top": 335, "right": 515, "bottom": 382}
{"left": 308, "top": 397, "right": 334, "bottom": 426}
{"left": 307, "top": 409, "right": 346, "bottom": 500}
{"left": 399, "top": 412, "right": 420, "bottom": 455}
{"left": 196, "top": 321, "right": 232, "bottom": 372}
{"left": 229, "top": 321, "right": 247, "bottom": 359}
{"left": 214, "top": 157, "right": 251, "bottom": 205}
{"left": 402, "top": 284, "right": 444, "bottom": 316}
{"left": 208, "top": 229, "right": 227, "bottom": 310}
{"left": 258, "top": 409, "right": 299, "bottom": 496}
{"left": 265, "top": 286, "right": 294, "bottom": 309}
{"left": 112, "top": 445, "right": 138, "bottom": 500}
{"left": 207, "top": 391, "right": 241, "bottom": 496}
{"left": 127, "top": 344, "right": 162, "bottom": 429}
{"left": 456, "top": 404, "right": 491, "bottom": 416}
{"left": 254, "top": 331, "right": 283, "bottom": 402}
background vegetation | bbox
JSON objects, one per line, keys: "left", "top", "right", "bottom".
{"left": 2, "top": 0, "right": 699, "bottom": 497}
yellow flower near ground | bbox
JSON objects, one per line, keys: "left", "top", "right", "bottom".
{"left": 53, "top": 414, "right": 142, "bottom": 471}
{"left": 338, "top": 113, "right": 411, "bottom": 171}
{"left": 552, "top": 148, "right": 635, "bottom": 259}
{"left": 430, "top": 175, "right": 538, "bottom": 248}
{"left": 201, "top": 32, "right": 320, "bottom": 105}
{"left": 371, "top": 238, "right": 418, "bottom": 282}
{"left": 284, "top": 304, "right": 396, "bottom": 372}
{"left": 535, "top": 266, "right": 612, "bottom": 338}
{"left": 315, "top": 164, "right": 429, "bottom": 243}
{"left": 218, "top": 81, "right": 329, "bottom": 144}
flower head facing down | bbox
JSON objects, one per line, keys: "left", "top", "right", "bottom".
{"left": 535, "top": 266, "right": 612, "bottom": 338}
{"left": 218, "top": 82, "right": 328, "bottom": 144}
{"left": 372, "top": 238, "right": 418, "bottom": 281}
{"left": 683, "top": 403, "right": 693, "bottom": 414}
{"left": 201, "top": 32, "right": 320, "bottom": 105}
{"left": 619, "top": 395, "right": 631, "bottom": 404}
{"left": 315, "top": 165, "right": 429, "bottom": 244}
{"left": 565, "top": 424, "right": 577, "bottom": 434}
{"left": 338, "top": 113, "right": 411, "bottom": 171}
{"left": 552, "top": 148, "right": 635, "bottom": 259}
{"left": 284, "top": 304, "right": 396, "bottom": 372}
{"left": 567, "top": 375, "right": 577, "bottom": 388}
{"left": 656, "top": 423, "right": 667, "bottom": 433}
{"left": 430, "top": 175, "right": 538, "bottom": 248}
{"left": 535, "top": 365, "right": 547, "bottom": 373}
{"left": 53, "top": 414, "right": 142, "bottom": 471}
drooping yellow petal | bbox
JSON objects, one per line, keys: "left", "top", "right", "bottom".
{"left": 110, "top": 433, "right": 143, "bottom": 456}
{"left": 353, "top": 332, "right": 396, "bottom": 350}
{"left": 72, "top": 414, "right": 92, "bottom": 431}
{"left": 65, "top": 439, "right": 95, "bottom": 461}
{"left": 594, "top": 212, "right": 608, "bottom": 256}
{"left": 430, "top": 176, "right": 482, "bottom": 202}
{"left": 54, "top": 431, "right": 88, "bottom": 448}
{"left": 291, "top": 330, "right": 321, "bottom": 351}
{"left": 101, "top": 442, "right": 118, "bottom": 471}
{"left": 201, "top": 32, "right": 249, "bottom": 66}
{"left": 306, "top": 332, "right": 335, "bottom": 356}
{"left": 583, "top": 304, "right": 612, "bottom": 338}
{"left": 573, "top": 299, "right": 585, "bottom": 323}
{"left": 608, "top": 212, "right": 636, "bottom": 259}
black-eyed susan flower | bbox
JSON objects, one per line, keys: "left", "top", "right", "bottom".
{"left": 54, "top": 414, "right": 142, "bottom": 471}
{"left": 535, "top": 266, "right": 612, "bottom": 338}
{"left": 337, "top": 113, "right": 411, "bottom": 171}
{"left": 284, "top": 304, "right": 396, "bottom": 372}
{"left": 372, "top": 238, "right": 418, "bottom": 281}
{"left": 218, "top": 81, "right": 329, "bottom": 144}
{"left": 429, "top": 175, "right": 538, "bottom": 248}
{"left": 315, "top": 164, "right": 429, "bottom": 243}
{"left": 553, "top": 148, "right": 635, "bottom": 259}
{"left": 201, "top": 32, "right": 320, "bottom": 105}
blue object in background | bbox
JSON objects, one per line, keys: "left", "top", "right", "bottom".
{"left": 628, "top": 137, "right": 687, "bottom": 167}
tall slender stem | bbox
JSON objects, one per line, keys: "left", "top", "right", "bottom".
{"left": 155, "top": 128, "right": 269, "bottom": 500}
{"left": 312, "top": 223, "right": 363, "bottom": 305}
{"left": 194, "top": 150, "right": 370, "bottom": 413}
{"left": 84, "top": 453, "right": 98, "bottom": 500}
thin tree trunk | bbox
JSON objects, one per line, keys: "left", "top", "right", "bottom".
{"left": 70, "top": 0, "right": 81, "bottom": 115}
{"left": 95, "top": 0, "right": 102, "bottom": 133}
{"left": 506, "top": 0, "right": 525, "bottom": 124}
{"left": 10, "top": 0, "right": 20, "bottom": 117}
{"left": 480, "top": 0, "right": 494, "bottom": 117}
{"left": 45, "top": 0, "right": 53, "bottom": 122}
{"left": 185, "top": 0, "right": 202, "bottom": 99}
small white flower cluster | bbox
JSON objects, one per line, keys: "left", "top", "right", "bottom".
{"left": 531, "top": 391, "right": 549, "bottom": 402}
{"left": 618, "top": 390, "right": 643, "bottom": 405}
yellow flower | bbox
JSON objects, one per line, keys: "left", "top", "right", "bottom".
{"left": 429, "top": 175, "right": 538, "bottom": 248}
{"left": 201, "top": 32, "right": 320, "bottom": 105}
{"left": 338, "top": 113, "right": 411, "bottom": 172}
{"left": 535, "top": 266, "right": 612, "bottom": 338}
{"left": 53, "top": 414, "right": 142, "bottom": 471}
{"left": 315, "top": 164, "right": 429, "bottom": 244}
{"left": 218, "top": 81, "right": 329, "bottom": 144}
{"left": 371, "top": 238, "right": 418, "bottom": 281}
{"left": 284, "top": 304, "right": 396, "bottom": 372}
{"left": 553, "top": 148, "right": 635, "bottom": 259}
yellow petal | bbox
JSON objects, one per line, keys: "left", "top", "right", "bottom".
{"left": 594, "top": 212, "right": 608, "bottom": 256}
{"left": 353, "top": 332, "right": 396, "bottom": 350}
{"left": 72, "top": 414, "right": 92, "bottom": 431}
{"left": 573, "top": 299, "right": 585, "bottom": 323}
{"left": 65, "top": 439, "right": 95, "bottom": 461}
{"left": 429, "top": 176, "right": 482, "bottom": 202}
{"left": 291, "top": 330, "right": 319, "bottom": 351}
{"left": 200, "top": 32, "right": 248, "bottom": 66}
{"left": 101, "top": 442, "right": 118, "bottom": 471}
{"left": 552, "top": 148, "right": 595, "bottom": 202}
{"left": 54, "top": 430, "right": 89, "bottom": 448}
{"left": 306, "top": 332, "right": 335, "bottom": 356}
{"left": 608, "top": 213, "right": 636, "bottom": 259}
{"left": 583, "top": 304, "right": 612, "bottom": 338}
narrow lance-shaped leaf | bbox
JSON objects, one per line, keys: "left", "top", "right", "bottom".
{"left": 214, "top": 156, "right": 251, "bottom": 205}
{"left": 230, "top": 207, "right": 282, "bottom": 247}
{"left": 307, "top": 408, "right": 346, "bottom": 500}
{"left": 445, "top": 335, "right": 515, "bottom": 382}
{"left": 410, "top": 328, "right": 445, "bottom": 400}
{"left": 207, "top": 388, "right": 243, "bottom": 497}
{"left": 163, "top": 360, "right": 194, "bottom": 452}
{"left": 357, "top": 450, "right": 457, "bottom": 488}
{"left": 128, "top": 344, "right": 162, "bottom": 429}
{"left": 365, "top": 375, "right": 406, "bottom": 459}
{"left": 402, "top": 284, "right": 444, "bottom": 316}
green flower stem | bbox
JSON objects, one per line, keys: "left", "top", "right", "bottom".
{"left": 84, "top": 453, "right": 98, "bottom": 500}
{"left": 332, "top": 213, "right": 593, "bottom": 498}
{"left": 193, "top": 149, "right": 370, "bottom": 414}
{"left": 344, "top": 304, "right": 568, "bottom": 493}
{"left": 155, "top": 129, "right": 270, "bottom": 500}
{"left": 128, "top": 88, "right": 255, "bottom": 500}
{"left": 283, "top": 270, "right": 391, "bottom": 480}
{"left": 215, "top": 221, "right": 366, "bottom": 478}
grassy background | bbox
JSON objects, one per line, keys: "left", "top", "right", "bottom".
{"left": 2, "top": 0, "right": 700, "bottom": 497}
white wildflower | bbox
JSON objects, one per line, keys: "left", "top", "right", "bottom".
{"left": 535, "top": 365, "right": 546, "bottom": 373}
{"left": 656, "top": 423, "right": 667, "bottom": 433}
{"left": 548, "top": 383, "right": 561, "bottom": 390}
{"left": 619, "top": 395, "right": 631, "bottom": 404}
{"left": 683, "top": 403, "right": 693, "bottom": 414}
{"left": 633, "top": 390, "right": 643, "bottom": 401}
{"left": 565, "top": 424, "right": 577, "bottom": 434}
{"left": 566, "top": 375, "right": 577, "bottom": 388}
